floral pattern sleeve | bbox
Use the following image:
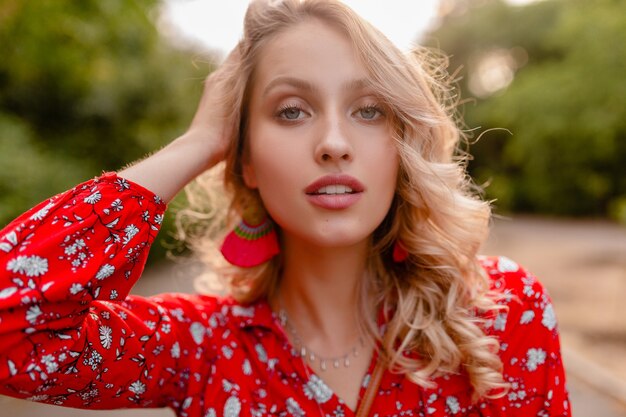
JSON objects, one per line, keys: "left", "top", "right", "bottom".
{"left": 478, "top": 256, "right": 571, "bottom": 416}
{"left": 0, "top": 172, "right": 212, "bottom": 413}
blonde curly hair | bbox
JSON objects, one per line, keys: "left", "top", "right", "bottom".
{"left": 176, "top": 0, "right": 508, "bottom": 400}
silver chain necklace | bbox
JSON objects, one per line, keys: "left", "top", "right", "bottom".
{"left": 277, "top": 301, "right": 364, "bottom": 372}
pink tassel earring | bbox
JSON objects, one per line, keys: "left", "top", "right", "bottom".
{"left": 392, "top": 240, "right": 408, "bottom": 262}
{"left": 220, "top": 208, "right": 280, "bottom": 268}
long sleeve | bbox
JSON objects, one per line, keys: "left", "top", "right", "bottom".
{"left": 0, "top": 172, "right": 213, "bottom": 413}
{"left": 479, "top": 256, "right": 571, "bottom": 416}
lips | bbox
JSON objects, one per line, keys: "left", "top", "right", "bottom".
{"left": 304, "top": 174, "right": 365, "bottom": 209}
{"left": 305, "top": 174, "right": 365, "bottom": 195}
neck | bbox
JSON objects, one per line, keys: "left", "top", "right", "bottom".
{"left": 275, "top": 234, "right": 371, "bottom": 341}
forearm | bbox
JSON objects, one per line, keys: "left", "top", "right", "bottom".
{"left": 118, "top": 129, "right": 222, "bottom": 204}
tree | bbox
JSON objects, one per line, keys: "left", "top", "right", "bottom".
{"left": 0, "top": 1, "right": 214, "bottom": 258}
{"left": 426, "top": 0, "right": 626, "bottom": 220}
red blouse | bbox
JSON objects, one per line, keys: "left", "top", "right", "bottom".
{"left": 0, "top": 172, "right": 570, "bottom": 416}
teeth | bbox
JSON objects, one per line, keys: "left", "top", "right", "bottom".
{"left": 316, "top": 185, "right": 354, "bottom": 195}
{"left": 338, "top": 185, "right": 352, "bottom": 194}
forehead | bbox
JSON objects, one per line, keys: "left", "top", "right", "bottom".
{"left": 252, "top": 19, "right": 370, "bottom": 94}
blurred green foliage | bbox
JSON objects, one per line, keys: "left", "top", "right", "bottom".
{"left": 2, "top": 0, "right": 625, "bottom": 261}
{"left": 0, "top": 1, "right": 213, "bottom": 259}
{"left": 427, "top": 0, "right": 626, "bottom": 220}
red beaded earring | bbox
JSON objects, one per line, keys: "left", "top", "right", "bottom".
{"left": 220, "top": 207, "right": 280, "bottom": 268}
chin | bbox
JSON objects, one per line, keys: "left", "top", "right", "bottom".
{"left": 270, "top": 207, "right": 387, "bottom": 250}
{"left": 294, "top": 224, "right": 375, "bottom": 250}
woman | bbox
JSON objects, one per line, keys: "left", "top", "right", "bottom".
{"left": 0, "top": 0, "right": 570, "bottom": 416}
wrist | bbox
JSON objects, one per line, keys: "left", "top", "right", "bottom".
{"left": 176, "top": 128, "right": 227, "bottom": 171}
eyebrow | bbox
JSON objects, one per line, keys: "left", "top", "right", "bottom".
{"left": 261, "top": 76, "right": 374, "bottom": 98}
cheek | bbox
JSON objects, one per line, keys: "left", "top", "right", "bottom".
{"left": 247, "top": 136, "right": 304, "bottom": 210}
{"left": 363, "top": 140, "right": 400, "bottom": 220}
{"left": 381, "top": 141, "right": 400, "bottom": 179}
{"left": 364, "top": 137, "right": 399, "bottom": 187}
{"left": 246, "top": 108, "right": 316, "bottom": 186}
{"left": 245, "top": 114, "right": 296, "bottom": 187}
{"left": 376, "top": 153, "right": 400, "bottom": 213}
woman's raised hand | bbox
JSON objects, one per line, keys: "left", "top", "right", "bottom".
{"left": 117, "top": 47, "right": 243, "bottom": 203}
{"left": 187, "top": 47, "right": 242, "bottom": 164}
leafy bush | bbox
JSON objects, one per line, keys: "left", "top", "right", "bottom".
{"left": 427, "top": 0, "right": 626, "bottom": 221}
{"left": 0, "top": 1, "right": 213, "bottom": 260}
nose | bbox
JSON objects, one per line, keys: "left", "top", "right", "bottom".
{"left": 314, "top": 114, "right": 353, "bottom": 163}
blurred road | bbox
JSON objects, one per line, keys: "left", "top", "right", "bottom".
{"left": 1, "top": 216, "right": 625, "bottom": 416}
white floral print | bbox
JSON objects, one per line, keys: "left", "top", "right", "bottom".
{"left": 189, "top": 322, "right": 206, "bottom": 345}
{"left": 7, "top": 255, "right": 48, "bottom": 277}
{"left": 224, "top": 395, "right": 241, "bottom": 417}
{"left": 526, "top": 348, "right": 547, "bottom": 371}
{"left": 83, "top": 349, "right": 103, "bottom": 371}
{"left": 123, "top": 224, "right": 139, "bottom": 245}
{"left": 231, "top": 305, "right": 255, "bottom": 317}
{"left": 0, "top": 176, "right": 570, "bottom": 417}
{"left": 497, "top": 257, "right": 519, "bottom": 273}
{"left": 542, "top": 303, "right": 557, "bottom": 330}
{"left": 222, "top": 345, "right": 234, "bottom": 359}
{"left": 286, "top": 397, "right": 305, "bottom": 417}
{"left": 41, "top": 354, "right": 58, "bottom": 374}
{"left": 83, "top": 191, "right": 102, "bottom": 204}
{"left": 99, "top": 325, "right": 113, "bottom": 349}
{"left": 520, "top": 310, "right": 535, "bottom": 324}
{"left": 303, "top": 375, "right": 333, "bottom": 404}
{"left": 446, "top": 396, "right": 460, "bottom": 414}
{"left": 29, "top": 202, "right": 54, "bottom": 221}
{"left": 171, "top": 341, "right": 181, "bottom": 359}
{"left": 115, "top": 177, "right": 130, "bottom": 191}
{"left": 242, "top": 359, "right": 252, "bottom": 376}
{"left": 96, "top": 264, "right": 115, "bottom": 280}
{"left": 0, "top": 287, "right": 17, "bottom": 299}
{"left": 0, "top": 231, "right": 17, "bottom": 253}
{"left": 25, "top": 305, "right": 42, "bottom": 325}
{"left": 494, "top": 312, "right": 508, "bottom": 331}
{"left": 129, "top": 380, "right": 146, "bottom": 395}
{"left": 27, "top": 394, "right": 50, "bottom": 402}
{"left": 255, "top": 343, "right": 268, "bottom": 363}
{"left": 69, "top": 283, "right": 84, "bottom": 295}
{"left": 111, "top": 199, "right": 124, "bottom": 211}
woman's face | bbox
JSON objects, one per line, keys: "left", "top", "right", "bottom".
{"left": 244, "top": 19, "right": 399, "bottom": 249}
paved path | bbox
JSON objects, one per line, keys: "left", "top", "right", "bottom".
{"left": 1, "top": 216, "right": 625, "bottom": 416}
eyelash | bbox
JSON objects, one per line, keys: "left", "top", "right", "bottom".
{"left": 358, "top": 104, "right": 385, "bottom": 119}
{"left": 275, "top": 103, "right": 385, "bottom": 121}
{"left": 276, "top": 104, "right": 306, "bottom": 120}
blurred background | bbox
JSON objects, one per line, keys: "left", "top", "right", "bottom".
{"left": 0, "top": 0, "right": 624, "bottom": 415}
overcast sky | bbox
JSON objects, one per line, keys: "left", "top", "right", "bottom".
{"left": 160, "top": 0, "right": 539, "bottom": 56}
{"left": 159, "top": 0, "right": 442, "bottom": 55}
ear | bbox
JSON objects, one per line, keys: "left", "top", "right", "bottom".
{"left": 242, "top": 161, "right": 258, "bottom": 189}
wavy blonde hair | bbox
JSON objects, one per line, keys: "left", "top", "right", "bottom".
{"left": 176, "top": 0, "right": 508, "bottom": 400}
